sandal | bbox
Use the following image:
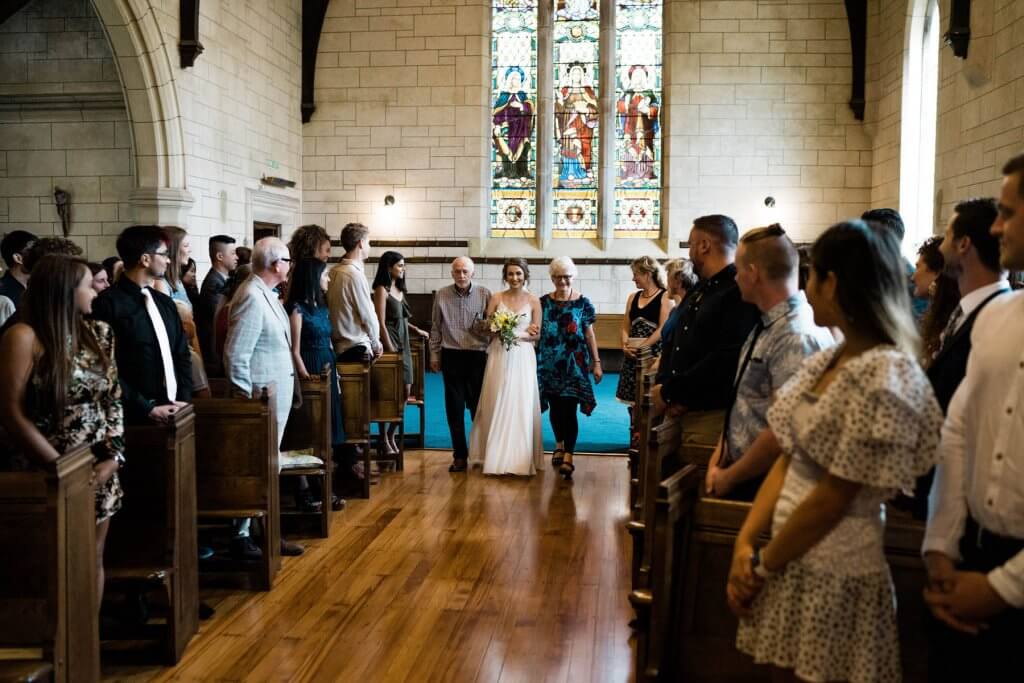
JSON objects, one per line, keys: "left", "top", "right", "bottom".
{"left": 552, "top": 448, "right": 565, "bottom": 468}
{"left": 559, "top": 461, "right": 576, "bottom": 480}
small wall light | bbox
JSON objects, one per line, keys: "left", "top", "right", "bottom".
{"left": 764, "top": 196, "right": 776, "bottom": 208}
{"left": 384, "top": 195, "right": 395, "bottom": 206}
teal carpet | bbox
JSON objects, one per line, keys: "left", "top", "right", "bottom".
{"left": 390, "top": 372, "right": 630, "bottom": 453}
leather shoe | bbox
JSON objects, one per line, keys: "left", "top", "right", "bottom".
{"left": 448, "top": 459, "right": 468, "bottom": 473}
{"left": 231, "top": 535, "right": 262, "bottom": 561}
{"left": 281, "top": 539, "right": 304, "bottom": 556}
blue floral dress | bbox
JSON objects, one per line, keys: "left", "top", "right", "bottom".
{"left": 288, "top": 302, "right": 345, "bottom": 446}
{"left": 536, "top": 294, "right": 597, "bottom": 415}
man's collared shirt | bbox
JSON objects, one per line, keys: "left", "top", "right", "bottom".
{"left": 951, "top": 280, "right": 1010, "bottom": 336}
{"left": 724, "top": 292, "right": 834, "bottom": 465}
{"left": 429, "top": 282, "right": 492, "bottom": 357}
{"left": 327, "top": 258, "right": 380, "bottom": 354}
{"left": 924, "top": 290, "right": 1024, "bottom": 607}
{"left": 660, "top": 263, "right": 760, "bottom": 411}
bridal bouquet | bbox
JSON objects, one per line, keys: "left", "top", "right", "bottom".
{"left": 489, "top": 309, "right": 526, "bottom": 351}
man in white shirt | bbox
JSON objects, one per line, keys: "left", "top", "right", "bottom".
{"left": 923, "top": 155, "right": 1024, "bottom": 681}
{"left": 327, "top": 222, "right": 383, "bottom": 362}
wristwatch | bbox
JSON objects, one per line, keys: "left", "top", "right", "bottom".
{"left": 750, "top": 548, "right": 777, "bottom": 579}
{"left": 114, "top": 453, "right": 126, "bottom": 470}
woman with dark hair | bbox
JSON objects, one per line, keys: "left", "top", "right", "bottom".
{"left": 288, "top": 224, "right": 332, "bottom": 263}
{"left": 88, "top": 261, "right": 111, "bottom": 293}
{"left": 285, "top": 257, "right": 345, "bottom": 512}
{"left": 727, "top": 221, "right": 942, "bottom": 683}
{"left": 468, "top": 257, "right": 543, "bottom": 476}
{"left": 913, "top": 236, "right": 960, "bottom": 365}
{"left": 371, "top": 251, "right": 429, "bottom": 454}
{"left": 153, "top": 225, "right": 192, "bottom": 308}
{"left": 181, "top": 257, "right": 200, "bottom": 307}
{"left": 0, "top": 254, "right": 125, "bottom": 607}
{"left": 101, "top": 255, "right": 123, "bottom": 284}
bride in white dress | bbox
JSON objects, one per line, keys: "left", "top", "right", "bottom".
{"left": 468, "top": 259, "right": 544, "bottom": 476}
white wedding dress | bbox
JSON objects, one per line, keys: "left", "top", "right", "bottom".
{"left": 468, "top": 301, "right": 543, "bottom": 476}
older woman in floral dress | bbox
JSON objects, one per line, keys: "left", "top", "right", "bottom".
{"left": 536, "top": 256, "right": 603, "bottom": 479}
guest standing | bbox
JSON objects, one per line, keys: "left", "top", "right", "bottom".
{"left": 372, "top": 251, "right": 429, "bottom": 455}
{"left": 429, "top": 257, "right": 491, "bottom": 472}
{"left": 537, "top": 256, "right": 602, "bottom": 479}
{"left": 197, "top": 234, "right": 238, "bottom": 377}
{"left": 914, "top": 236, "right": 960, "bottom": 364}
{"left": 328, "top": 223, "right": 382, "bottom": 362}
{"left": 727, "top": 220, "right": 941, "bottom": 683}
{"left": 0, "top": 255, "right": 125, "bottom": 606}
{"left": 655, "top": 258, "right": 698, "bottom": 375}
{"left": 88, "top": 262, "right": 111, "bottom": 294}
{"left": 152, "top": 225, "right": 193, "bottom": 308}
{"left": 288, "top": 223, "right": 332, "bottom": 263}
{"left": 101, "top": 255, "right": 123, "bottom": 284}
{"left": 0, "top": 229, "right": 36, "bottom": 307}
{"left": 615, "top": 256, "right": 672, "bottom": 407}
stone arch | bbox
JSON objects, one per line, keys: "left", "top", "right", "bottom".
{"left": 90, "top": 0, "right": 193, "bottom": 222}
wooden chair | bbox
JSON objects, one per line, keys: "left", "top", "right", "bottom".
{"left": 370, "top": 351, "right": 406, "bottom": 472}
{"left": 406, "top": 337, "right": 427, "bottom": 449}
{"left": 673, "top": 498, "right": 929, "bottom": 682}
{"left": 632, "top": 464, "right": 701, "bottom": 682}
{"left": 337, "top": 361, "right": 372, "bottom": 499}
{"left": 280, "top": 366, "right": 333, "bottom": 538}
{"left": 0, "top": 445, "right": 98, "bottom": 683}
{"left": 193, "top": 385, "right": 280, "bottom": 591}
{"left": 104, "top": 405, "right": 198, "bottom": 664}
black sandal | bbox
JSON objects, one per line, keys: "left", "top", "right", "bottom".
{"left": 559, "top": 460, "right": 575, "bottom": 480}
{"left": 552, "top": 448, "right": 565, "bottom": 468}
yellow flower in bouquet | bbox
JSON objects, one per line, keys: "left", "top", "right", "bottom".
{"left": 489, "top": 309, "right": 526, "bottom": 351}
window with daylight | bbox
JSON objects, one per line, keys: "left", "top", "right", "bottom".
{"left": 490, "top": 0, "right": 538, "bottom": 239}
{"left": 489, "top": 0, "right": 664, "bottom": 241}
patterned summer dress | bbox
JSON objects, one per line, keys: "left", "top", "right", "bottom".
{"left": 736, "top": 346, "right": 942, "bottom": 683}
{"left": 0, "top": 319, "right": 125, "bottom": 523}
{"left": 537, "top": 294, "right": 597, "bottom": 415}
{"left": 615, "top": 288, "right": 664, "bottom": 405}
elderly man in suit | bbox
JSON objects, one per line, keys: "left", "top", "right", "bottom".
{"left": 224, "top": 237, "right": 303, "bottom": 557}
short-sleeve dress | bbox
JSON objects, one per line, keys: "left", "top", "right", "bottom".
{"left": 736, "top": 345, "right": 942, "bottom": 683}
{"left": 537, "top": 294, "right": 598, "bottom": 415}
{"left": 384, "top": 293, "right": 414, "bottom": 386}
{"left": 0, "top": 319, "right": 125, "bottom": 523}
{"left": 288, "top": 302, "right": 345, "bottom": 446}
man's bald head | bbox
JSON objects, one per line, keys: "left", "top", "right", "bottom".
{"left": 451, "top": 256, "right": 475, "bottom": 289}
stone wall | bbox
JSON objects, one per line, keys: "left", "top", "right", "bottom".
{"left": 0, "top": 0, "right": 132, "bottom": 259}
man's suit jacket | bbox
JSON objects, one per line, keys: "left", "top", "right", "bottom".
{"left": 223, "top": 275, "right": 295, "bottom": 448}
{"left": 197, "top": 268, "right": 228, "bottom": 376}
{"left": 91, "top": 276, "right": 193, "bottom": 422}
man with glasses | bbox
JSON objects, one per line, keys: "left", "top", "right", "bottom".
{"left": 92, "top": 225, "right": 192, "bottom": 424}
{"left": 704, "top": 224, "right": 834, "bottom": 500}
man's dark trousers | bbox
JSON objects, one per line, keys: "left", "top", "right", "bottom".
{"left": 441, "top": 348, "right": 487, "bottom": 462}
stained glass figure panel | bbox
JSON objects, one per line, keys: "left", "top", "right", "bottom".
{"left": 552, "top": 0, "right": 599, "bottom": 236}
{"left": 491, "top": 0, "right": 538, "bottom": 238}
{"left": 615, "top": 0, "right": 662, "bottom": 238}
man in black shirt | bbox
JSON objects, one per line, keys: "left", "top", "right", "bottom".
{"left": 91, "top": 225, "right": 192, "bottom": 424}
{"left": 196, "top": 234, "right": 237, "bottom": 377}
{"left": 653, "top": 214, "right": 760, "bottom": 459}
{"left": 0, "top": 230, "right": 36, "bottom": 308}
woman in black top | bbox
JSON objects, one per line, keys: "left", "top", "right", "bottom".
{"left": 615, "top": 256, "right": 674, "bottom": 406}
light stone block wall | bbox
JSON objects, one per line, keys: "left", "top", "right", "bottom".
{"left": 865, "top": 0, "right": 905, "bottom": 210}
{"left": 0, "top": 0, "right": 133, "bottom": 260}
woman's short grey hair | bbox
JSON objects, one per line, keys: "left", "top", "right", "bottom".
{"left": 548, "top": 256, "right": 578, "bottom": 277}
{"left": 252, "top": 237, "right": 289, "bottom": 273}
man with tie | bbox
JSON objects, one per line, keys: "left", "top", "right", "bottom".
{"left": 923, "top": 156, "right": 1024, "bottom": 682}
{"left": 92, "top": 225, "right": 192, "bottom": 424}
{"left": 704, "top": 225, "right": 834, "bottom": 500}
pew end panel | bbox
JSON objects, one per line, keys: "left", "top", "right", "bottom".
{"left": 370, "top": 352, "right": 406, "bottom": 472}
{"left": 0, "top": 444, "right": 98, "bottom": 683}
{"left": 192, "top": 388, "right": 280, "bottom": 591}
{"left": 406, "top": 337, "right": 427, "bottom": 449}
{"left": 279, "top": 366, "right": 333, "bottom": 538}
{"left": 338, "top": 361, "right": 372, "bottom": 499}
{"left": 104, "top": 405, "right": 198, "bottom": 665}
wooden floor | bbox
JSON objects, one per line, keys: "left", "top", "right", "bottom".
{"left": 104, "top": 451, "right": 636, "bottom": 682}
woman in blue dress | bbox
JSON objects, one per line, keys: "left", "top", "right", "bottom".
{"left": 285, "top": 257, "right": 345, "bottom": 511}
{"left": 536, "top": 256, "right": 603, "bottom": 479}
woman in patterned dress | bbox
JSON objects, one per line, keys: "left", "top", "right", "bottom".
{"left": 0, "top": 255, "right": 125, "bottom": 607}
{"left": 726, "top": 221, "right": 943, "bottom": 683}
{"left": 537, "top": 257, "right": 603, "bottom": 479}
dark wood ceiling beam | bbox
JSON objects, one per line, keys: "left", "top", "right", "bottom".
{"left": 302, "top": 0, "right": 331, "bottom": 123}
{"left": 844, "top": 0, "right": 866, "bottom": 121}
{"left": 944, "top": 0, "right": 971, "bottom": 58}
{"left": 179, "top": 0, "right": 203, "bottom": 68}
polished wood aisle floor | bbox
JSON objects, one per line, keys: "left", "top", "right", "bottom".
{"left": 105, "top": 451, "right": 635, "bottom": 682}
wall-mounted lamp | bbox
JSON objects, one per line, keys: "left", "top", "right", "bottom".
{"left": 384, "top": 194, "right": 395, "bottom": 206}
{"left": 764, "top": 196, "right": 776, "bottom": 208}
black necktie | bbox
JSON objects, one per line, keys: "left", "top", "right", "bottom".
{"left": 721, "top": 319, "right": 765, "bottom": 462}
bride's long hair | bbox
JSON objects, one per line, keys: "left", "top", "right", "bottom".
{"left": 501, "top": 258, "right": 530, "bottom": 287}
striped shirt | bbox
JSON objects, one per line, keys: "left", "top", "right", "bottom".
{"left": 429, "top": 283, "right": 492, "bottom": 358}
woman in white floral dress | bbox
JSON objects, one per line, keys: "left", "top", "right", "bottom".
{"left": 727, "top": 221, "right": 943, "bottom": 683}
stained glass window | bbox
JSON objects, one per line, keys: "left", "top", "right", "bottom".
{"left": 552, "top": 0, "right": 599, "bottom": 239}
{"left": 490, "top": 0, "right": 538, "bottom": 239}
{"left": 614, "top": 0, "right": 662, "bottom": 238}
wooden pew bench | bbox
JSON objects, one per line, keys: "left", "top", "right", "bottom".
{"left": 193, "top": 385, "right": 280, "bottom": 591}
{"left": 370, "top": 351, "right": 406, "bottom": 472}
{"left": 0, "top": 445, "right": 99, "bottom": 683}
{"left": 280, "top": 367, "right": 334, "bottom": 538}
{"left": 103, "top": 406, "right": 198, "bottom": 664}
{"left": 337, "top": 361, "right": 372, "bottom": 499}
{"left": 406, "top": 337, "right": 427, "bottom": 450}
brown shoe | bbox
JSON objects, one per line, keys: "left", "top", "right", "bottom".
{"left": 448, "top": 459, "right": 468, "bottom": 473}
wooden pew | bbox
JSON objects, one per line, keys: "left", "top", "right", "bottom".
{"left": 669, "top": 498, "right": 929, "bottom": 682}
{"left": 593, "top": 313, "right": 623, "bottom": 350}
{"left": 0, "top": 445, "right": 98, "bottom": 683}
{"left": 406, "top": 337, "right": 427, "bottom": 449}
{"left": 104, "top": 406, "right": 198, "bottom": 664}
{"left": 626, "top": 371, "right": 653, "bottom": 593}
{"left": 632, "top": 464, "right": 701, "bottom": 682}
{"left": 370, "top": 352, "right": 406, "bottom": 472}
{"left": 280, "top": 367, "right": 333, "bottom": 538}
{"left": 337, "top": 361, "right": 372, "bottom": 499}
{"left": 193, "top": 385, "right": 280, "bottom": 590}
